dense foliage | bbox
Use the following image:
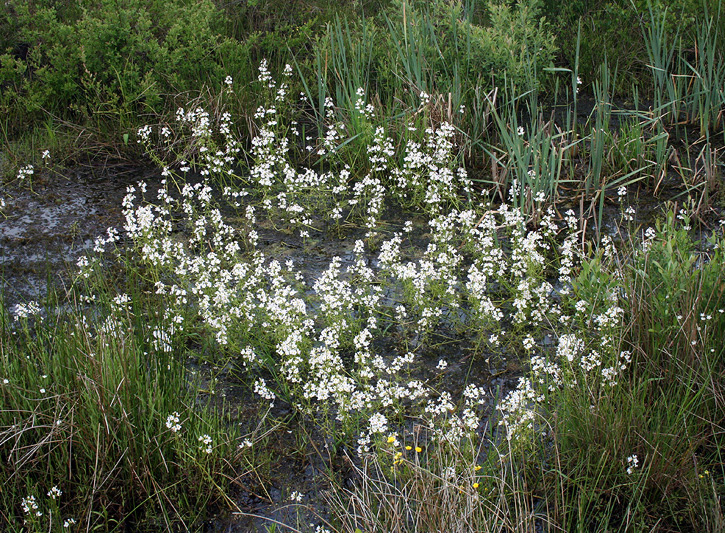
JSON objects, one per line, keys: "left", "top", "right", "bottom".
{"left": 1, "top": 0, "right": 720, "bottom": 164}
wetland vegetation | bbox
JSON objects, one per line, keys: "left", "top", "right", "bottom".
{"left": 1, "top": 0, "right": 724, "bottom": 531}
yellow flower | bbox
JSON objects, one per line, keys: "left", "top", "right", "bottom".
{"left": 387, "top": 435, "right": 396, "bottom": 444}
{"left": 474, "top": 465, "right": 481, "bottom": 471}
{"left": 415, "top": 446, "right": 422, "bottom": 453}
{"left": 405, "top": 446, "right": 412, "bottom": 451}
{"left": 473, "top": 482, "right": 480, "bottom": 489}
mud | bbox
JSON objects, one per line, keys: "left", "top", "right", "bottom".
{"left": 0, "top": 167, "right": 158, "bottom": 308}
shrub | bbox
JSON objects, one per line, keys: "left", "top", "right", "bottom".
{"left": 0, "top": 0, "right": 251, "bottom": 139}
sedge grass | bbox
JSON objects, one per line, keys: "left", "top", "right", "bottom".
{"left": 324, "top": 212, "right": 725, "bottom": 532}
{"left": 0, "top": 268, "right": 239, "bottom": 530}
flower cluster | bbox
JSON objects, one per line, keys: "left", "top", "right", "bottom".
{"left": 96, "top": 60, "right": 645, "bottom": 468}
{"left": 17, "top": 164, "right": 34, "bottom": 182}
{"left": 198, "top": 434, "right": 213, "bottom": 454}
{"left": 13, "top": 301, "right": 41, "bottom": 321}
{"left": 166, "top": 412, "right": 182, "bottom": 433}
{"left": 21, "top": 495, "right": 41, "bottom": 516}
{"left": 626, "top": 454, "right": 640, "bottom": 474}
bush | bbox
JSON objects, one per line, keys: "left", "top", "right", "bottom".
{"left": 0, "top": 0, "right": 252, "bottom": 139}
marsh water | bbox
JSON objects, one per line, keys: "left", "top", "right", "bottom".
{"left": 0, "top": 165, "right": 519, "bottom": 530}
{"left": 0, "top": 151, "right": 718, "bottom": 531}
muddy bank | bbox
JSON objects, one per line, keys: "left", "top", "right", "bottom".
{"left": 0, "top": 167, "right": 158, "bottom": 308}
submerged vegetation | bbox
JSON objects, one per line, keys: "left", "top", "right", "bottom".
{"left": 1, "top": 0, "right": 724, "bottom": 531}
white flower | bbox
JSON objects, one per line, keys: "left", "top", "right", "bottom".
{"left": 113, "top": 293, "right": 131, "bottom": 306}
{"left": 198, "top": 434, "right": 213, "bottom": 454}
{"left": 21, "top": 495, "right": 41, "bottom": 515}
{"left": 626, "top": 454, "right": 640, "bottom": 474}
{"left": 523, "top": 335, "right": 536, "bottom": 351}
{"left": 557, "top": 334, "right": 584, "bottom": 362}
{"left": 13, "top": 301, "right": 41, "bottom": 321}
{"left": 47, "top": 486, "right": 62, "bottom": 499}
{"left": 368, "top": 413, "right": 388, "bottom": 434}
{"left": 165, "top": 412, "right": 181, "bottom": 433}
{"left": 152, "top": 327, "right": 173, "bottom": 353}
{"left": 137, "top": 124, "right": 152, "bottom": 142}
{"left": 17, "top": 164, "right": 34, "bottom": 181}
{"left": 253, "top": 378, "right": 275, "bottom": 401}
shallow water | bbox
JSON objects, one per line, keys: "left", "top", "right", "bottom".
{"left": 0, "top": 168, "right": 154, "bottom": 307}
